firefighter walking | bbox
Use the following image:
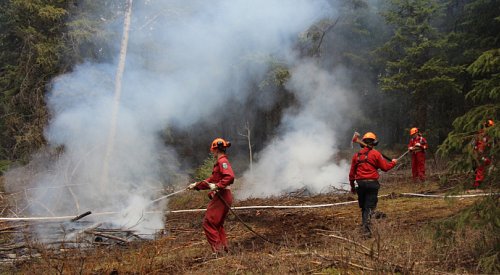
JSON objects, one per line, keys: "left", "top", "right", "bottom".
{"left": 188, "top": 138, "right": 234, "bottom": 254}
{"left": 349, "top": 132, "right": 397, "bottom": 236}
{"left": 408, "top": 127, "right": 428, "bottom": 182}
{"left": 473, "top": 119, "right": 494, "bottom": 188}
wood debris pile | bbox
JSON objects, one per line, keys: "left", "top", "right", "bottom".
{"left": 0, "top": 217, "right": 147, "bottom": 264}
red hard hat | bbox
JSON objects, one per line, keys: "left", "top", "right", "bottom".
{"left": 485, "top": 119, "right": 494, "bottom": 127}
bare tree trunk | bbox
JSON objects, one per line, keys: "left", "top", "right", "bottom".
{"left": 101, "top": 0, "right": 133, "bottom": 188}
{"left": 239, "top": 121, "right": 253, "bottom": 174}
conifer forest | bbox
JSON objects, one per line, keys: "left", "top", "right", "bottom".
{"left": 0, "top": 0, "right": 498, "bottom": 273}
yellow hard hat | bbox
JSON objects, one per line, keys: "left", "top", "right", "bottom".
{"left": 362, "top": 132, "right": 377, "bottom": 141}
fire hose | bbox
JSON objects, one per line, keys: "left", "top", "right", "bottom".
{"left": 215, "top": 190, "right": 280, "bottom": 245}
{"left": 396, "top": 150, "right": 410, "bottom": 161}
{"left": 0, "top": 192, "right": 496, "bottom": 222}
{"left": 165, "top": 182, "right": 280, "bottom": 245}
{"left": 391, "top": 150, "right": 411, "bottom": 171}
{"left": 148, "top": 189, "right": 187, "bottom": 205}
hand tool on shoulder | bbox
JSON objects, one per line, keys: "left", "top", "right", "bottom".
{"left": 351, "top": 132, "right": 392, "bottom": 161}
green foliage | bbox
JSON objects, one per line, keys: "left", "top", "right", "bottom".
{"left": 456, "top": 0, "right": 500, "bottom": 56}
{"left": 439, "top": 48, "right": 499, "bottom": 184}
{"left": 300, "top": 18, "right": 340, "bottom": 57}
{"left": 432, "top": 196, "right": 500, "bottom": 273}
{"left": 377, "top": 0, "right": 463, "bottom": 131}
{"left": 0, "top": 160, "right": 11, "bottom": 175}
{"left": 466, "top": 49, "right": 500, "bottom": 103}
{"left": 468, "top": 49, "right": 500, "bottom": 77}
{"left": 193, "top": 154, "right": 216, "bottom": 182}
{"left": 0, "top": 0, "right": 119, "bottom": 161}
{"left": 258, "top": 62, "right": 291, "bottom": 90}
{"left": 0, "top": 0, "right": 71, "bottom": 160}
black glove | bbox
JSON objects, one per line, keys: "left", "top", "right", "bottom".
{"left": 350, "top": 181, "right": 356, "bottom": 194}
{"left": 208, "top": 191, "right": 215, "bottom": 200}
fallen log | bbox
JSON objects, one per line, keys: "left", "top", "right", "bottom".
{"left": 70, "top": 211, "right": 92, "bottom": 222}
{"left": 85, "top": 231, "right": 128, "bottom": 243}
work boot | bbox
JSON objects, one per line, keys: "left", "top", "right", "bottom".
{"left": 361, "top": 208, "right": 372, "bottom": 227}
{"left": 361, "top": 208, "right": 373, "bottom": 238}
{"left": 362, "top": 224, "right": 372, "bottom": 239}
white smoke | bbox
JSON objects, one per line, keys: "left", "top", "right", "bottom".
{"left": 5, "top": 0, "right": 344, "bottom": 236}
{"left": 239, "top": 61, "right": 352, "bottom": 198}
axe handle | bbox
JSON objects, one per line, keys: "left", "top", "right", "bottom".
{"left": 353, "top": 139, "right": 393, "bottom": 162}
{"left": 381, "top": 153, "right": 393, "bottom": 162}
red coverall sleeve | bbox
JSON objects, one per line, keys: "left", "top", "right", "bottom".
{"left": 215, "top": 158, "right": 234, "bottom": 189}
{"left": 196, "top": 180, "right": 210, "bottom": 190}
{"left": 348, "top": 154, "right": 357, "bottom": 182}
{"left": 408, "top": 138, "right": 415, "bottom": 149}
{"left": 374, "top": 151, "right": 396, "bottom": 172}
{"left": 419, "top": 137, "right": 428, "bottom": 150}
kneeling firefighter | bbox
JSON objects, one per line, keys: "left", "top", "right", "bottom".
{"left": 188, "top": 138, "right": 234, "bottom": 253}
{"left": 349, "top": 132, "right": 397, "bottom": 236}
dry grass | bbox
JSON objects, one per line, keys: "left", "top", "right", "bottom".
{"left": 1, "top": 166, "right": 496, "bottom": 274}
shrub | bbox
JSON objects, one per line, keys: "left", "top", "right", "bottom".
{"left": 432, "top": 196, "right": 500, "bottom": 273}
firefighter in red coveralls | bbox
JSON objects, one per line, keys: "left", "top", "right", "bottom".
{"left": 349, "top": 132, "right": 397, "bottom": 236}
{"left": 408, "top": 127, "right": 428, "bottom": 182}
{"left": 473, "top": 119, "right": 494, "bottom": 188}
{"left": 187, "top": 138, "right": 234, "bottom": 254}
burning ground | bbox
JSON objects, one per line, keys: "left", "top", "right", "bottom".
{"left": 0, "top": 168, "right": 490, "bottom": 274}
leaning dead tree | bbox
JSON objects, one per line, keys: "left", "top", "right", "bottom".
{"left": 239, "top": 120, "right": 253, "bottom": 174}
{"left": 101, "top": 0, "right": 134, "bottom": 188}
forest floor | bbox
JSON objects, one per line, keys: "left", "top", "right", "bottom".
{"left": 0, "top": 166, "right": 493, "bottom": 274}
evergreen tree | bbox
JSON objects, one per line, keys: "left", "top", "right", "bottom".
{"left": 436, "top": 2, "right": 499, "bottom": 272}
{"left": 0, "top": 0, "right": 118, "bottom": 163}
{"left": 438, "top": 0, "right": 500, "bottom": 185}
{"left": 376, "top": 0, "right": 462, "bottom": 145}
{"left": 439, "top": 49, "right": 499, "bottom": 184}
{"left": 0, "top": 0, "right": 70, "bottom": 161}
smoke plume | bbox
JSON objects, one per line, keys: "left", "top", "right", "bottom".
{"left": 5, "top": 0, "right": 353, "bottom": 237}
{"left": 240, "top": 61, "right": 353, "bottom": 198}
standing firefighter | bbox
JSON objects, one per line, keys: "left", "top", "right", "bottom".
{"left": 472, "top": 119, "right": 494, "bottom": 188}
{"left": 349, "top": 132, "right": 397, "bottom": 236}
{"left": 408, "top": 127, "right": 428, "bottom": 182}
{"left": 188, "top": 138, "right": 234, "bottom": 254}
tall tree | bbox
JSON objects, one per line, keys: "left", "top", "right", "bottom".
{"left": 436, "top": 1, "right": 499, "bottom": 272}
{"left": 376, "top": 0, "right": 462, "bottom": 144}
{"left": 439, "top": 49, "right": 500, "bottom": 180}
{"left": 0, "top": 0, "right": 70, "bottom": 161}
{"left": 0, "top": 0, "right": 118, "bottom": 163}
{"left": 439, "top": 0, "right": 500, "bottom": 180}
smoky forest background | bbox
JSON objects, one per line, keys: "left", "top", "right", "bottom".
{"left": 0, "top": 0, "right": 499, "bottom": 273}
{"left": 1, "top": 0, "right": 499, "bottom": 169}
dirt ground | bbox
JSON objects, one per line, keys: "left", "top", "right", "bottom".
{"left": 0, "top": 169, "right": 490, "bottom": 274}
